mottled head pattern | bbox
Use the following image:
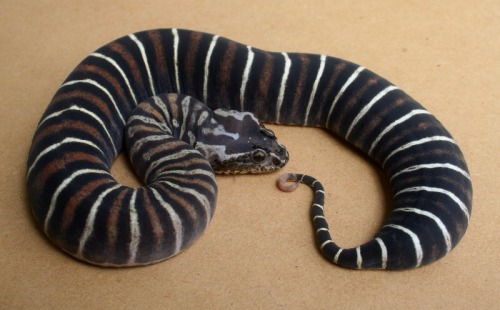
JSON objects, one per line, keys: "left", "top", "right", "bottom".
{"left": 126, "top": 93, "right": 288, "bottom": 177}
{"left": 195, "top": 109, "right": 289, "bottom": 174}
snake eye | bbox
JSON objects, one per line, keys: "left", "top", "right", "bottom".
{"left": 252, "top": 149, "right": 267, "bottom": 163}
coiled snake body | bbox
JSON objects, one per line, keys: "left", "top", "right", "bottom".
{"left": 27, "top": 29, "right": 472, "bottom": 269}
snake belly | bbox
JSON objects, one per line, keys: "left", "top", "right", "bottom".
{"left": 27, "top": 29, "right": 472, "bottom": 269}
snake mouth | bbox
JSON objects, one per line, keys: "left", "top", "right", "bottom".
{"left": 214, "top": 165, "right": 282, "bottom": 175}
{"left": 212, "top": 150, "right": 288, "bottom": 175}
{"left": 211, "top": 155, "right": 288, "bottom": 174}
{"left": 213, "top": 159, "right": 284, "bottom": 174}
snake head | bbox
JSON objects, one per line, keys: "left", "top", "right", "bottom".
{"left": 195, "top": 109, "right": 289, "bottom": 174}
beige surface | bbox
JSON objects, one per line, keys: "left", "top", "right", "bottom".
{"left": 1, "top": 0, "right": 498, "bottom": 308}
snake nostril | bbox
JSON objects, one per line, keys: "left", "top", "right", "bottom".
{"left": 272, "top": 158, "right": 282, "bottom": 166}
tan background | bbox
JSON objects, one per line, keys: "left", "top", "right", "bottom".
{"left": 1, "top": 0, "right": 498, "bottom": 308}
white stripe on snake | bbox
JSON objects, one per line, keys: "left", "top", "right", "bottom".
{"left": 27, "top": 29, "right": 472, "bottom": 269}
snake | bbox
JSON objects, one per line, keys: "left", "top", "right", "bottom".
{"left": 27, "top": 29, "right": 472, "bottom": 269}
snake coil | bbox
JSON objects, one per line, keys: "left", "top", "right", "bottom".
{"left": 27, "top": 29, "right": 472, "bottom": 269}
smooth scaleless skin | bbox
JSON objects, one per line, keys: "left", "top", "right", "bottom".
{"left": 27, "top": 29, "right": 472, "bottom": 269}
